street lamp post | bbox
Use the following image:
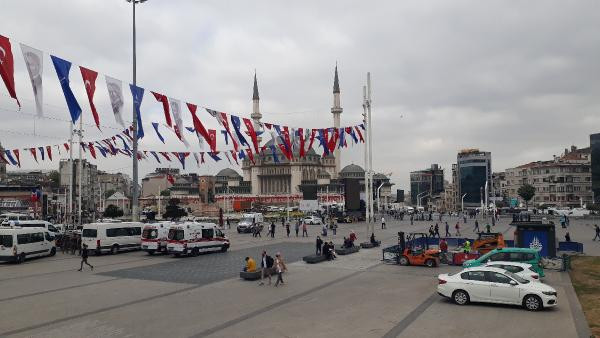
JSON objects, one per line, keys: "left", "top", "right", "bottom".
{"left": 127, "top": 0, "right": 147, "bottom": 222}
{"left": 461, "top": 193, "right": 467, "bottom": 213}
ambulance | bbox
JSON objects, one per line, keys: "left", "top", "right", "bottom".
{"left": 141, "top": 221, "right": 173, "bottom": 255}
{"left": 167, "top": 222, "right": 229, "bottom": 256}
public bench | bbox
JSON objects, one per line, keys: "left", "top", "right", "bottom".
{"left": 335, "top": 246, "right": 360, "bottom": 255}
{"left": 303, "top": 254, "right": 328, "bottom": 264}
{"left": 239, "top": 267, "right": 275, "bottom": 280}
{"left": 360, "top": 241, "right": 381, "bottom": 249}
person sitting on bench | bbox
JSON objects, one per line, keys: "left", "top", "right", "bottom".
{"left": 343, "top": 237, "right": 353, "bottom": 248}
{"left": 243, "top": 256, "right": 256, "bottom": 272}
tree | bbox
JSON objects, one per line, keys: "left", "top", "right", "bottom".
{"left": 163, "top": 198, "right": 187, "bottom": 219}
{"left": 160, "top": 189, "right": 171, "bottom": 197}
{"left": 47, "top": 170, "right": 60, "bottom": 188}
{"left": 104, "top": 204, "right": 124, "bottom": 218}
{"left": 517, "top": 184, "right": 536, "bottom": 208}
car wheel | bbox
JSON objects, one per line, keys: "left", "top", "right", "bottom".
{"left": 425, "top": 259, "right": 435, "bottom": 268}
{"left": 237, "top": 229, "right": 241, "bottom": 234}
{"left": 191, "top": 248, "right": 200, "bottom": 257}
{"left": 221, "top": 245, "right": 229, "bottom": 252}
{"left": 452, "top": 290, "right": 470, "bottom": 305}
{"left": 147, "top": 250, "right": 155, "bottom": 256}
{"left": 523, "top": 295, "right": 542, "bottom": 311}
{"left": 15, "top": 253, "right": 25, "bottom": 264}
{"left": 399, "top": 256, "right": 410, "bottom": 266}
{"left": 110, "top": 245, "right": 119, "bottom": 255}
{"left": 50, "top": 247, "right": 56, "bottom": 257}
{"left": 174, "top": 253, "right": 181, "bottom": 257}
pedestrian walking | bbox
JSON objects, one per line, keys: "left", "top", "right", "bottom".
{"left": 332, "top": 222, "right": 337, "bottom": 236}
{"left": 565, "top": 232, "right": 571, "bottom": 242}
{"left": 463, "top": 215, "right": 467, "bottom": 224}
{"left": 274, "top": 253, "right": 287, "bottom": 287}
{"left": 78, "top": 244, "right": 93, "bottom": 271}
{"left": 455, "top": 222, "right": 461, "bottom": 236}
{"left": 594, "top": 224, "right": 600, "bottom": 241}
{"left": 295, "top": 220, "right": 300, "bottom": 237}
{"left": 259, "top": 251, "right": 274, "bottom": 285}
{"left": 445, "top": 221, "right": 450, "bottom": 237}
{"left": 226, "top": 217, "right": 231, "bottom": 229}
{"left": 410, "top": 214, "right": 414, "bottom": 225}
{"left": 316, "top": 236, "right": 323, "bottom": 255}
{"left": 285, "top": 222, "right": 290, "bottom": 237}
{"left": 473, "top": 220, "right": 480, "bottom": 233}
{"left": 322, "top": 223, "right": 328, "bottom": 237}
{"left": 270, "top": 222, "right": 276, "bottom": 238}
{"left": 428, "top": 225, "right": 434, "bottom": 237}
{"left": 486, "top": 223, "right": 491, "bottom": 233}
{"left": 381, "top": 217, "right": 386, "bottom": 229}
{"left": 434, "top": 223, "right": 440, "bottom": 238}
{"left": 302, "top": 222, "right": 308, "bottom": 237}
{"left": 491, "top": 216, "right": 496, "bottom": 227}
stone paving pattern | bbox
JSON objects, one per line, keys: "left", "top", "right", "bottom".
{"left": 99, "top": 242, "right": 313, "bottom": 285}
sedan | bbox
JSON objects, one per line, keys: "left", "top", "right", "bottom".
{"left": 437, "top": 267, "right": 557, "bottom": 311}
{"left": 303, "top": 216, "right": 322, "bottom": 225}
{"left": 484, "top": 261, "right": 540, "bottom": 282}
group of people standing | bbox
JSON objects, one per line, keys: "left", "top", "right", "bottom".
{"left": 244, "top": 250, "right": 288, "bottom": 287}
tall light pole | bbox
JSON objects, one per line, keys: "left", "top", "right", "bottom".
{"left": 127, "top": 0, "right": 147, "bottom": 222}
{"left": 461, "top": 193, "right": 467, "bottom": 213}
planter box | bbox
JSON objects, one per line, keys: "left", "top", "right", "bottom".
{"left": 335, "top": 246, "right": 360, "bottom": 255}
{"left": 360, "top": 241, "right": 381, "bottom": 249}
{"left": 303, "top": 254, "right": 328, "bottom": 264}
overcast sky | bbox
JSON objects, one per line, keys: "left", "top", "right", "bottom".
{"left": 1, "top": 0, "right": 599, "bottom": 190}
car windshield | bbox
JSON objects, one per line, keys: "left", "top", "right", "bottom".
{"left": 504, "top": 270, "right": 529, "bottom": 284}
{"left": 240, "top": 217, "right": 254, "bottom": 224}
{"left": 142, "top": 229, "right": 158, "bottom": 239}
{"left": 168, "top": 229, "right": 185, "bottom": 241}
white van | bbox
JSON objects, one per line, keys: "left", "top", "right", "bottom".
{"left": 0, "top": 227, "right": 56, "bottom": 263}
{"left": 4, "top": 221, "right": 59, "bottom": 238}
{"left": 81, "top": 222, "right": 143, "bottom": 255}
{"left": 141, "top": 222, "right": 173, "bottom": 255}
{"left": 167, "top": 222, "right": 229, "bottom": 256}
{"left": 236, "top": 213, "right": 264, "bottom": 233}
{"left": 0, "top": 213, "right": 33, "bottom": 223}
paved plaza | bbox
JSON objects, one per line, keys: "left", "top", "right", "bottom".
{"left": 0, "top": 216, "right": 595, "bottom": 337}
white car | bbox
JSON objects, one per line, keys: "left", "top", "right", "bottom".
{"left": 484, "top": 261, "right": 540, "bottom": 282}
{"left": 437, "top": 267, "right": 557, "bottom": 311}
{"left": 303, "top": 216, "right": 322, "bottom": 225}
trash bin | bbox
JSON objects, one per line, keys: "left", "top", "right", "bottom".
{"left": 513, "top": 221, "right": 556, "bottom": 258}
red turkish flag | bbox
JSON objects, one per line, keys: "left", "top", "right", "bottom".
{"left": 246, "top": 148, "right": 255, "bottom": 165}
{"left": 166, "top": 174, "right": 175, "bottom": 185}
{"left": 88, "top": 142, "right": 97, "bottom": 159}
{"left": 307, "top": 129, "right": 316, "bottom": 151}
{"left": 152, "top": 92, "right": 172, "bottom": 127}
{"left": 30, "top": 148, "right": 38, "bottom": 163}
{"left": 207, "top": 129, "right": 217, "bottom": 153}
{"left": 0, "top": 35, "right": 19, "bottom": 107}
{"left": 298, "top": 128, "right": 305, "bottom": 158}
{"left": 328, "top": 128, "right": 339, "bottom": 154}
{"left": 79, "top": 66, "right": 100, "bottom": 129}
{"left": 243, "top": 118, "right": 260, "bottom": 154}
{"left": 187, "top": 103, "right": 211, "bottom": 144}
{"left": 46, "top": 146, "right": 53, "bottom": 161}
{"left": 159, "top": 152, "right": 172, "bottom": 162}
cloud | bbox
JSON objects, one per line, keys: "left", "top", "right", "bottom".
{"left": 0, "top": 0, "right": 598, "bottom": 191}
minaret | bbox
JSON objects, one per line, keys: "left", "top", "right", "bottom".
{"left": 251, "top": 71, "right": 262, "bottom": 143}
{"left": 331, "top": 64, "right": 343, "bottom": 178}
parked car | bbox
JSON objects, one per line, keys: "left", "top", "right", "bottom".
{"left": 463, "top": 247, "right": 544, "bottom": 277}
{"left": 0, "top": 226, "right": 56, "bottom": 263}
{"left": 483, "top": 261, "right": 540, "bottom": 282}
{"left": 437, "top": 267, "right": 557, "bottom": 311}
{"left": 303, "top": 216, "right": 322, "bottom": 225}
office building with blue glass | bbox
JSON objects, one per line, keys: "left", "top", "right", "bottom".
{"left": 457, "top": 149, "right": 492, "bottom": 209}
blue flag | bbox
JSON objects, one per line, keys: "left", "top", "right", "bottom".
{"left": 338, "top": 127, "right": 345, "bottom": 149}
{"left": 129, "top": 84, "right": 145, "bottom": 139}
{"left": 185, "top": 127, "right": 195, "bottom": 133}
{"left": 208, "top": 152, "right": 221, "bottom": 162}
{"left": 317, "top": 129, "right": 329, "bottom": 155}
{"left": 152, "top": 123, "right": 165, "bottom": 144}
{"left": 149, "top": 151, "right": 161, "bottom": 163}
{"left": 115, "top": 134, "right": 130, "bottom": 151}
{"left": 269, "top": 145, "right": 280, "bottom": 163}
{"left": 51, "top": 56, "right": 82, "bottom": 124}
{"left": 38, "top": 147, "right": 45, "bottom": 161}
{"left": 176, "top": 152, "right": 186, "bottom": 169}
{"left": 231, "top": 115, "right": 249, "bottom": 147}
{"left": 4, "top": 150, "right": 17, "bottom": 165}
{"left": 96, "top": 146, "right": 107, "bottom": 158}
{"left": 221, "top": 130, "right": 229, "bottom": 145}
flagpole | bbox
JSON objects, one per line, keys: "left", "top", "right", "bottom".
{"left": 69, "top": 123, "right": 74, "bottom": 227}
{"left": 367, "top": 72, "right": 374, "bottom": 235}
{"left": 77, "top": 112, "right": 83, "bottom": 226}
{"left": 362, "top": 85, "right": 369, "bottom": 238}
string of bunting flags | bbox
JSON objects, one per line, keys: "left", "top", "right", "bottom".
{"left": 0, "top": 33, "right": 365, "bottom": 169}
